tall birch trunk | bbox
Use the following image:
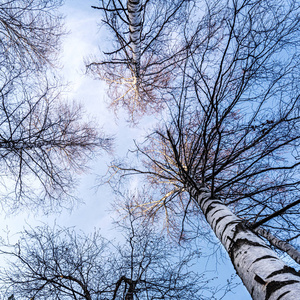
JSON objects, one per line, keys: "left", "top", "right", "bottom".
{"left": 189, "top": 187, "right": 300, "bottom": 300}
{"left": 253, "top": 227, "right": 300, "bottom": 265}
{"left": 127, "top": 0, "right": 142, "bottom": 79}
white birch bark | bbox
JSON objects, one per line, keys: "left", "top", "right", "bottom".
{"left": 127, "top": 0, "right": 142, "bottom": 78}
{"left": 189, "top": 187, "right": 300, "bottom": 300}
{"left": 254, "top": 227, "right": 300, "bottom": 265}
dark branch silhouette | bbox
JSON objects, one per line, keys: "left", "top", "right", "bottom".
{"left": 0, "top": 202, "right": 214, "bottom": 299}
{"left": 107, "top": 0, "right": 300, "bottom": 298}
{"left": 87, "top": 0, "right": 190, "bottom": 119}
{"left": 0, "top": 0, "right": 111, "bottom": 211}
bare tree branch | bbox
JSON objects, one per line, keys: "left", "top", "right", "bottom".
{"left": 0, "top": 210, "right": 214, "bottom": 299}
{"left": 105, "top": 0, "right": 300, "bottom": 298}
{"left": 86, "top": 0, "right": 191, "bottom": 120}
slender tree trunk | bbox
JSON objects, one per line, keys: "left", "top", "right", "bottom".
{"left": 127, "top": 0, "right": 142, "bottom": 79}
{"left": 189, "top": 187, "right": 300, "bottom": 300}
{"left": 254, "top": 227, "right": 300, "bottom": 266}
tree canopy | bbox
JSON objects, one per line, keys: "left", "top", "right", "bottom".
{"left": 99, "top": 0, "right": 300, "bottom": 298}
{"left": 0, "top": 0, "right": 111, "bottom": 211}
{"left": 0, "top": 201, "right": 216, "bottom": 299}
{"left": 1, "top": 0, "right": 300, "bottom": 299}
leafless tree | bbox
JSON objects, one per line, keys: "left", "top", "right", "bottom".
{"left": 0, "top": 0, "right": 64, "bottom": 72}
{"left": 0, "top": 0, "right": 111, "bottom": 211}
{"left": 86, "top": 0, "right": 191, "bottom": 119}
{"left": 107, "top": 0, "right": 300, "bottom": 298}
{"left": 0, "top": 68, "right": 111, "bottom": 212}
{"left": 0, "top": 205, "right": 216, "bottom": 299}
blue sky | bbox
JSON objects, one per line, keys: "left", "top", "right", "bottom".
{"left": 0, "top": 1, "right": 252, "bottom": 299}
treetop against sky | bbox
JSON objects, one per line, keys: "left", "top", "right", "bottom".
{"left": 1, "top": 0, "right": 300, "bottom": 299}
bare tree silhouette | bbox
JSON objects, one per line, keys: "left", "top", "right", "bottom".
{"left": 87, "top": 0, "right": 190, "bottom": 119}
{"left": 108, "top": 0, "right": 300, "bottom": 298}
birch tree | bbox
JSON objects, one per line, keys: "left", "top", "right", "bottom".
{"left": 0, "top": 0, "right": 64, "bottom": 72}
{"left": 87, "top": 0, "right": 189, "bottom": 119}
{"left": 107, "top": 0, "right": 300, "bottom": 298}
{"left": 0, "top": 72, "right": 110, "bottom": 211}
{"left": 0, "top": 210, "right": 213, "bottom": 299}
{"left": 0, "top": 0, "right": 111, "bottom": 211}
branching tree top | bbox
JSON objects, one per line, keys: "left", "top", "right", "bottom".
{"left": 0, "top": 0, "right": 64, "bottom": 72}
{"left": 0, "top": 72, "right": 111, "bottom": 212}
{"left": 112, "top": 0, "right": 300, "bottom": 238}
{"left": 0, "top": 202, "right": 216, "bottom": 299}
{"left": 0, "top": 0, "right": 112, "bottom": 212}
{"left": 107, "top": 0, "right": 300, "bottom": 298}
{"left": 87, "top": 0, "right": 191, "bottom": 119}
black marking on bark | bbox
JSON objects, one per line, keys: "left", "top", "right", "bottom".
{"left": 228, "top": 221, "right": 265, "bottom": 254}
{"left": 265, "top": 280, "right": 298, "bottom": 300}
{"left": 214, "top": 214, "right": 232, "bottom": 229}
{"left": 235, "top": 220, "right": 249, "bottom": 232}
{"left": 214, "top": 215, "right": 230, "bottom": 233}
{"left": 204, "top": 200, "right": 223, "bottom": 216}
{"left": 211, "top": 208, "right": 224, "bottom": 217}
{"left": 277, "top": 291, "right": 290, "bottom": 300}
{"left": 253, "top": 255, "right": 278, "bottom": 264}
{"left": 229, "top": 238, "right": 270, "bottom": 265}
{"left": 227, "top": 222, "right": 244, "bottom": 255}
{"left": 255, "top": 274, "right": 266, "bottom": 284}
{"left": 218, "top": 220, "right": 241, "bottom": 244}
{"left": 222, "top": 220, "right": 240, "bottom": 235}
{"left": 266, "top": 266, "right": 300, "bottom": 279}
